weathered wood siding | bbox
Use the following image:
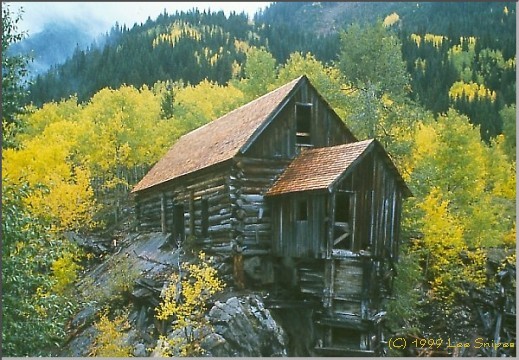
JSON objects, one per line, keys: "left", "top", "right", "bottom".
{"left": 230, "top": 157, "right": 290, "bottom": 252}
{"left": 134, "top": 166, "right": 233, "bottom": 250}
{"left": 271, "top": 193, "right": 328, "bottom": 258}
{"left": 246, "top": 83, "right": 356, "bottom": 160}
{"left": 333, "top": 150, "right": 403, "bottom": 259}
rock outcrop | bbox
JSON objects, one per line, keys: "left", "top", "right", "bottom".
{"left": 59, "top": 231, "right": 289, "bottom": 357}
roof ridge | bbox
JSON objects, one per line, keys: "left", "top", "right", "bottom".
{"left": 178, "top": 76, "right": 304, "bottom": 140}
{"left": 303, "top": 138, "right": 374, "bottom": 153}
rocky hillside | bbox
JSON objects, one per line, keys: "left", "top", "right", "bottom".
{"left": 61, "top": 231, "right": 292, "bottom": 357}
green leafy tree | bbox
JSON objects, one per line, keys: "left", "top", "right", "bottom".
{"left": 500, "top": 104, "right": 516, "bottom": 160}
{"left": 2, "top": 4, "right": 32, "bottom": 147}
{"left": 274, "top": 51, "right": 350, "bottom": 120}
{"left": 2, "top": 180, "right": 79, "bottom": 356}
{"left": 338, "top": 21, "right": 411, "bottom": 99}
{"left": 234, "top": 46, "right": 277, "bottom": 101}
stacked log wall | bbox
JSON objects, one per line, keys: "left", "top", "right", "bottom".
{"left": 230, "top": 157, "right": 291, "bottom": 252}
{"left": 134, "top": 168, "right": 233, "bottom": 250}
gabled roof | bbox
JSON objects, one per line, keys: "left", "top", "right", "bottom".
{"left": 132, "top": 76, "right": 304, "bottom": 193}
{"left": 266, "top": 139, "right": 412, "bottom": 197}
{"left": 266, "top": 140, "right": 374, "bottom": 196}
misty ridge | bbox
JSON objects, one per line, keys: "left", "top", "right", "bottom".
{"left": 9, "top": 19, "right": 123, "bottom": 78}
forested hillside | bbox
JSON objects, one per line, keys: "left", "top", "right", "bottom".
{"left": 23, "top": 2, "right": 516, "bottom": 144}
{"left": 2, "top": 2, "right": 516, "bottom": 357}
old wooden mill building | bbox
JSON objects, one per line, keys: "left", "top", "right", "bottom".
{"left": 132, "top": 75, "right": 411, "bottom": 356}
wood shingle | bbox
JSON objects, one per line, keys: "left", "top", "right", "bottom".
{"left": 266, "top": 140, "right": 374, "bottom": 196}
{"left": 132, "top": 76, "right": 303, "bottom": 192}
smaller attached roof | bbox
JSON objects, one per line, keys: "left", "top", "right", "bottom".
{"left": 267, "top": 140, "right": 375, "bottom": 196}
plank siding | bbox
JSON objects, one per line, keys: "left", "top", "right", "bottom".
{"left": 271, "top": 193, "right": 328, "bottom": 258}
{"left": 246, "top": 85, "right": 355, "bottom": 160}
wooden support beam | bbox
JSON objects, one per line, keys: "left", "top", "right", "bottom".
{"left": 160, "top": 193, "right": 167, "bottom": 234}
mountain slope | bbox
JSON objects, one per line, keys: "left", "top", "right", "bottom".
{"left": 21, "top": 2, "right": 516, "bottom": 111}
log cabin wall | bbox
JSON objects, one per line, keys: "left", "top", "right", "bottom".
{"left": 134, "top": 166, "right": 233, "bottom": 250}
{"left": 230, "top": 157, "right": 290, "bottom": 253}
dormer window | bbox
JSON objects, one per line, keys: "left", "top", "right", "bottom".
{"left": 296, "top": 103, "right": 312, "bottom": 145}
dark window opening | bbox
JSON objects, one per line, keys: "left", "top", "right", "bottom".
{"left": 296, "top": 103, "right": 312, "bottom": 145}
{"left": 335, "top": 193, "right": 350, "bottom": 223}
{"left": 172, "top": 204, "right": 185, "bottom": 242}
{"left": 296, "top": 199, "right": 308, "bottom": 221}
{"left": 334, "top": 192, "right": 353, "bottom": 250}
{"left": 201, "top": 198, "right": 209, "bottom": 237}
{"left": 332, "top": 328, "right": 361, "bottom": 348}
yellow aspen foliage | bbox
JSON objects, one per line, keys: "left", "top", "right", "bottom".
{"left": 234, "top": 39, "right": 250, "bottom": 54}
{"left": 231, "top": 60, "right": 242, "bottom": 78}
{"left": 486, "top": 136, "right": 516, "bottom": 200}
{"left": 174, "top": 79, "right": 245, "bottom": 124}
{"left": 409, "top": 122, "right": 438, "bottom": 168}
{"left": 414, "top": 58, "right": 426, "bottom": 73}
{"left": 502, "top": 225, "right": 516, "bottom": 248}
{"left": 155, "top": 251, "right": 224, "bottom": 356}
{"left": 381, "top": 93, "right": 394, "bottom": 107}
{"left": 152, "top": 20, "right": 202, "bottom": 48}
{"left": 449, "top": 80, "right": 496, "bottom": 102}
{"left": 459, "top": 36, "right": 477, "bottom": 47}
{"left": 90, "top": 310, "right": 133, "bottom": 357}
{"left": 417, "top": 188, "right": 468, "bottom": 303}
{"left": 51, "top": 251, "right": 83, "bottom": 295}
{"left": 3, "top": 120, "right": 99, "bottom": 231}
{"left": 410, "top": 33, "right": 421, "bottom": 47}
{"left": 423, "top": 33, "right": 447, "bottom": 48}
{"left": 17, "top": 97, "right": 82, "bottom": 142}
{"left": 383, "top": 12, "right": 400, "bottom": 27}
{"left": 26, "top": 166, "right": 99, "bottom": 231}
{"left": 406, "top": 108, "right": 515, "bottom": 306}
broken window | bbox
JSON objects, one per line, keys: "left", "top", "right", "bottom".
{"left": 296, "top": 103, "right": 312, "bottom": 145}
{"left": 333, "top": 192, "right": 355, "bottom": 250}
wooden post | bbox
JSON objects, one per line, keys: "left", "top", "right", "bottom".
{"left": 326, "top": 192, "right": 335, "bottom": 259}
{"left": 189, "top": 190, "right": 195, "bottom": 238}
{"left": 351, "top": 192, "right": 357, "bottom": 250}
{"left": 160, "top": 193, "right": 167, "bottom": 234}
{"left": 323, "top": 192, "right": 335, "bottom": 312}
{"left": 233, "top": 241, "right": 245, "bottom": 289}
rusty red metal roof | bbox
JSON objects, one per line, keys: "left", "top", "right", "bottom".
{"left": 132, "top": 76, "right": 304, "bottom": 192}
{"left": 266, "top": 140, "right": 375, "bottom": 196}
